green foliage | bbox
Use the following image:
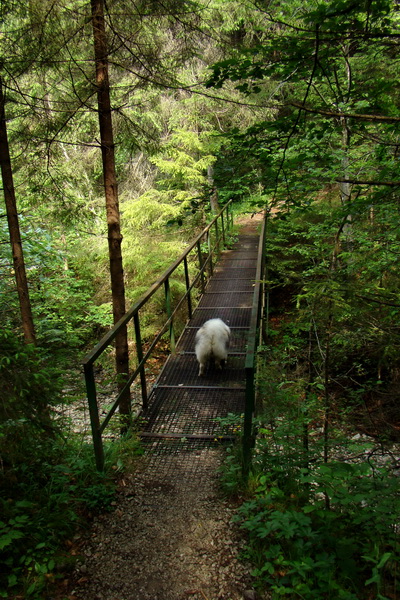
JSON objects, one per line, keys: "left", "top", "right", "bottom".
{"left": 123, "top": 190, "right": 193, "bottom": 231}
{"left": 151, "top": 129, "right": 215, "bottom": 189}
{"left": 219, "top": 190, "right": 400, "bottom": 597}
{"left": 0, "top": 326, "right": 144, "bottom": 598}
{"left": 1, "top": 0, "right": 268, "bottom": 362}
{"left": 0, "top": 331, "right": 62, "bottom": 465}
{"left": 235, "top": 459, "right": 399, "bottom": 600}
{"left": 221, "top": 394, "right": 400, "bottom": 599}
{"left": 206, "top": 0, "right": 400, "bottom": 209}
{"left": 265, "top": 197, "right": 400, "bottom": 396}
{"left": 0, "top": 431, "right": 141, "bottom": 599}
{"left": 1, "top": 2, "right": 400, "bottom": 596}
{"left": 0, "top": 216, "right": 112, "bottom": 352}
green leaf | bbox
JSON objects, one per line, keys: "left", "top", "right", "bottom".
{"left": 377, "top": 552, "right": 392, "bottom": 569}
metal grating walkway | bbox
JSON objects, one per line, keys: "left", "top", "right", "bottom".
{"left": 138, "top": 227, "right": 260, "bottom": 477}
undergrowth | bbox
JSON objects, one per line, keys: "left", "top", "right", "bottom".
{"left": 220, "top": 353, "right": 400, "bottom": 599}
{"left": 218, "top": 269, "right": 400, "bottom": 600}
{"left": 0, "top": 329, "right": 142, "bottom": 599}
{"left": 0, "top": 434, "right": 142, "bottom": 599}
{"left": 218, "top": 198, "right": 400, "bottom": 599}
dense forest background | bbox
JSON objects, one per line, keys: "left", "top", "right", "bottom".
{"left": 1, "top": 0, "right": 400, "bottom": 598}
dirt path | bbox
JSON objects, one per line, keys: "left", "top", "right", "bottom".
{"left": 67, "top": 451, "right": 257, "bottom": 600}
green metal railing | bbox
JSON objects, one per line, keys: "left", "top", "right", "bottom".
{"left": 242, "top": 208, "right": 268, "bottom": 477}
{"left": 83, "top": 201, "right": 234, "bottom": 470}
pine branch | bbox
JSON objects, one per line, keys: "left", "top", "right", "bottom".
{"left": 336, "top": 178, "right": 400, "bottom": 187}
{"left": 355, "top": 294, "right": 400, "bottom": 308}
{"left": 290, "top": 101, "right": 400, "bottom": 123}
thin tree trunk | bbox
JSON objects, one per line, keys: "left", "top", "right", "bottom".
{"left": 339, "top": 117, "right": 352, "bottom": 206}
{"left": 91, "top": 0, "right": 131, "bottom": 418}
{"left": 339, "top": 45, "right": 353, "bottom": 248}
{"left": 207, "top": 164, "right": 219, "bottom": 213}
{"left": 323, "top": 316, "right": 332, "bottom": 511}
{"left": 0, "top": 76, "right": 36, "bottom": 345}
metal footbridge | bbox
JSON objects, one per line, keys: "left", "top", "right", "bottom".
{"left": 83, "top": 202, "right": 267, "bottom": 473}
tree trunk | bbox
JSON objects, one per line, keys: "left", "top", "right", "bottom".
{"left": 339, "top": 45, "right": 353, "bottom": 249}
{"left": 207, "top": 164, "right": 219, "bottom": 213}
{"left": 339, "top": 117, "right": 352, "bottom": 205}
{"left": 91, "top": 0, "right": 131, "bottom": 418}
{"left": 0, "top": 76, "right": 36, "bottom": 345}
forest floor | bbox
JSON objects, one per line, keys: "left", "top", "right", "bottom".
{"left": 58, "top": 212, "right": 266, "bottom": 600}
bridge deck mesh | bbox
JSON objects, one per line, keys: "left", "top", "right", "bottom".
{"left": 156, "top": 353, "right": 245, "bottom": 387}
{"left": 189, "top": 307, "right": 252, "bottom": 328}
{"left": 141, "top": 388, "right": 245, "bottom": 436}
{"left": 197, "top": 290, "right": 253, "bottom": 308}
{"left": 206, "top": 279, "right": 255, "bottom": 292}
{"left": 138, "top": 223, "right": 260, "bottom": 478}
{"left": 213, "top": 266, "right": 257, "bottom": 279}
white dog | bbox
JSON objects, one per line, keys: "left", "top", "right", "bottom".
{"left": 195, "top": 318, "right": 231, "bottom": 376}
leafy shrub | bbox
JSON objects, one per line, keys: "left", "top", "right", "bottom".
{"left": 0, "top": 330, "right": 64, "bottom": 473}
{"left": 234, "top": 457, "right": 399, "bottom": 599}
{"left": 219, "top": 325, "right": 400, "bottom": 598}
{"left": 0, "top": 331, "right": 141, "bottom": 598}
{"left": 0, "top": 437, "right": 123, "bottom": 599}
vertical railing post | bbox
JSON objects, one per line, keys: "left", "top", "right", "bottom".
{"left": 84, "top": 362, "right": 104, "bottom": 471}
{"left": 214, "top": 220, "right": 220, "bottom": 254}
{"left": 221, "top": 211, "right": 226, "bottom": 246}
{"left": 183, "top": 256, "right": 193, "bottom": 319}
{"left": 133, "top": 312, "right": 148, "bottom": 410}
{"left": 164, "top": 277, "right": 175, "bottom": 353}
{"left": 196, "top": 239, "right": 205, "bottom": 294}
{"left": 243, "top": 364, "right": 255, "bottom": 480}
{"left": 207, "top": 230, "right": 213, "bottom": 276}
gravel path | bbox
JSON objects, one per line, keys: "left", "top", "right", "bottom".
{"left": 69, "top": 449, "right": 257, "bottom": 600}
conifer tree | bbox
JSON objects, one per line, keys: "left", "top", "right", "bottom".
{"left": 0, "top": 75, "right": 36, "bottom": 344}
{"left": 91, "top": 0, "right": 131, "bottom": 417}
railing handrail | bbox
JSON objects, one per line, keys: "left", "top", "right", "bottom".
{"left": 245, "top": 212, "right": 267, "bottom": 370}
{"left": 82, "top": 199, "right": 233, "bottom": 367}
{"left": 243, "top": 208, "right": 268, "bottom": 476}
{"left": 84, "top": 200, "right": 234, "bottom": 470}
